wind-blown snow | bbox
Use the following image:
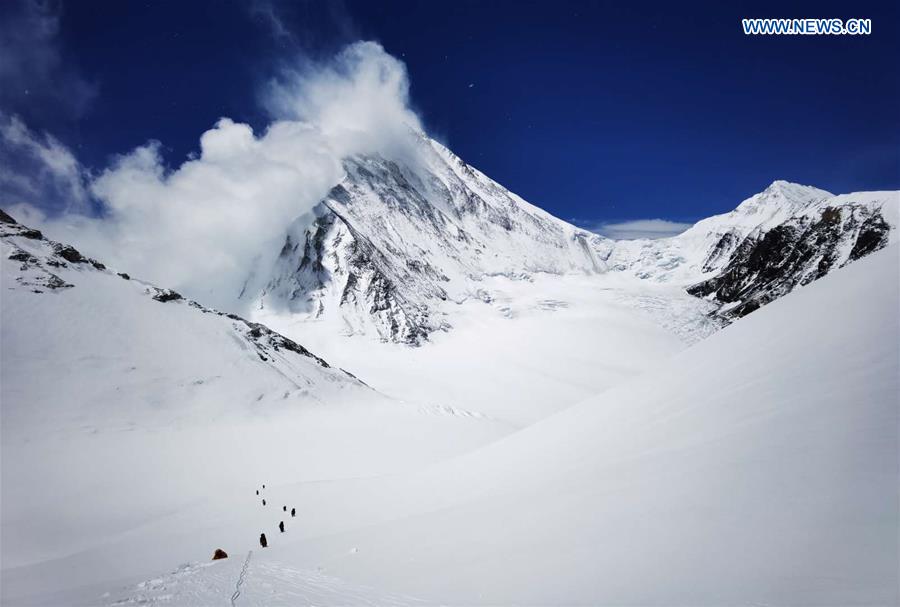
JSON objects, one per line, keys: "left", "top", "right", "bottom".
{"left": 2, "top": 42, "right": 425, "bottom": 312}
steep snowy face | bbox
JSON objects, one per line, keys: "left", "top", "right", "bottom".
{"left": 607, "top": 182, "right": 897, "bottom": 318}
{"left": 249, "top": 137, "right": 610, "bottom": 344}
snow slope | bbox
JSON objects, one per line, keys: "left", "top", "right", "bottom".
{"left": 2, "top": 134, "right": 897, "bottom": 605}
{"left": 286, "top": 243, "right": 894, "bottom": 605}
{"left": 0, "top": 212, "right": 509, "bottom": 600}
{"left": 257, "top": 270, "right": 719, "bottom": 425}
{"left": 249, "top": 176, "right": 895, "bottom": 425}
{"left": 273, "top": 243, "right": 898, "bottom": 605}
{"left": 11, "top": 243, "right": 896, "bottom": 606}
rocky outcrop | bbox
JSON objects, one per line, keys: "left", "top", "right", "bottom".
{"left": 604, "top": 182, "right": 896, "bottom": 323}
{"left": 686, "top": 196, "right": 894, "bottom": 319}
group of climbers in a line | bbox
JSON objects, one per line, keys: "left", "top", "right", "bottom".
{"left": 257, "top": 484, "right": 296, "bottom": 549}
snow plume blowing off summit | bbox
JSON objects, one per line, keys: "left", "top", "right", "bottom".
{"left": 0, "top": 42, "right": 423, "bottom": 311}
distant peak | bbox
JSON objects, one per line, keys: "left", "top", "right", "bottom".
{"left": 733, "top": 181, "right": 833, "bottom": 216}
{"left": 763, "top": 180, "right": 833, "bottom": 199}
{"left": 768, "top": 179, "right": 794, "bottom": 188}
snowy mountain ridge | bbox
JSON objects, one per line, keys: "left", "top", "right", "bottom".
{"left": 608, "top": 182, "right": 897, "bottom": 317}
{"left": 0, "top": 207, "right": 362, "bottom": 401}
{"left": 607, "top": 180, "right": 895, "bottom": 280}
{"left": 244, "top": 136, "right": 898, "bottom": 342}
{"left": 248, "top": 136, "right": 610, "bottom": 344}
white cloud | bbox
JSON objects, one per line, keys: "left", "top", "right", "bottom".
{"left": 261, "top": 41, "right": 422, "bottom": 159}
{"left": 0, "top": 113, "right": 89, "bottom": 212}
{"left": 6, "top": 41, "right": 423, "bottom": 312}
{"left": 587, "top": 218, "right": 694, "bottom": 240}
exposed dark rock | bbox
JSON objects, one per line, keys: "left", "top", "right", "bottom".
{"left": 118, "top": 272, "right": 130, "bottom": 280}
{"left": 18, "top": 273, "right": 73, "bottom": 291}
{"left": 19, "top": 228, "right": 43, "bottom": 240}
{"left": 820, "top": 206, "right": 842, "bottom": 225}
{"left": 688, "top": 205, "right": 891, "bottom": 319}
{"left": 47, "top": 275, "right": 74, "bottom": 289}
{"left": 236, "top": 319, "right": 331, "bottom": 368}
{"left": 701, "top": 230, "right": 741, "bottom": 272}
{"left": 848, "top": 214, "right": 890, "bottom": 261}
{"left": 151, "top": 289, "right": 183, "bottom": 303}
{"left": 53, "top": 244, "right": 88, "bottom": 264}
{"left": 212, "top": 549, "right": 228, "bottom": 560}
{"left": 8, "top": 249, "right": 35, "bottom": 263}
{"left": 267, "top": 201, "right": 439, "bottom": 346}
{"left": 0, "top": 208, "right": 17, "bottom": 224}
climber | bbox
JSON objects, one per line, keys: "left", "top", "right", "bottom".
{"left": 259, "top": 533, "right": 268, "bottom": 548}
{"left": 291, "top": 507, "right": 296, "bottom": 517}
{"left": 279, "top": 521, "right": 285, "bottom": 533}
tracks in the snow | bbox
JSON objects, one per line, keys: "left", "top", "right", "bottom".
{"left": 230, "top": 550, "right": 253, "bottom": 606}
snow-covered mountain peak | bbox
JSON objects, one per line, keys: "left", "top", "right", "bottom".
{"left": 727, "top": 179, "right": 833, "bottom": 227}
{"left": 679, "top": 180, "right": 832, "bottom": 243}
{"left": 249, "top": 136, "right": 610, "bottom": 344}
{"left": 762, "top": 179, "right": 832, "bottom": 201}
{"left": 600, "top": 182, "right": 895, "bottom": 319}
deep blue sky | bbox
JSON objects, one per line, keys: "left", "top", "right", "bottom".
{"left": 2, "top": 0, "right": 898, "bottom": 225}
